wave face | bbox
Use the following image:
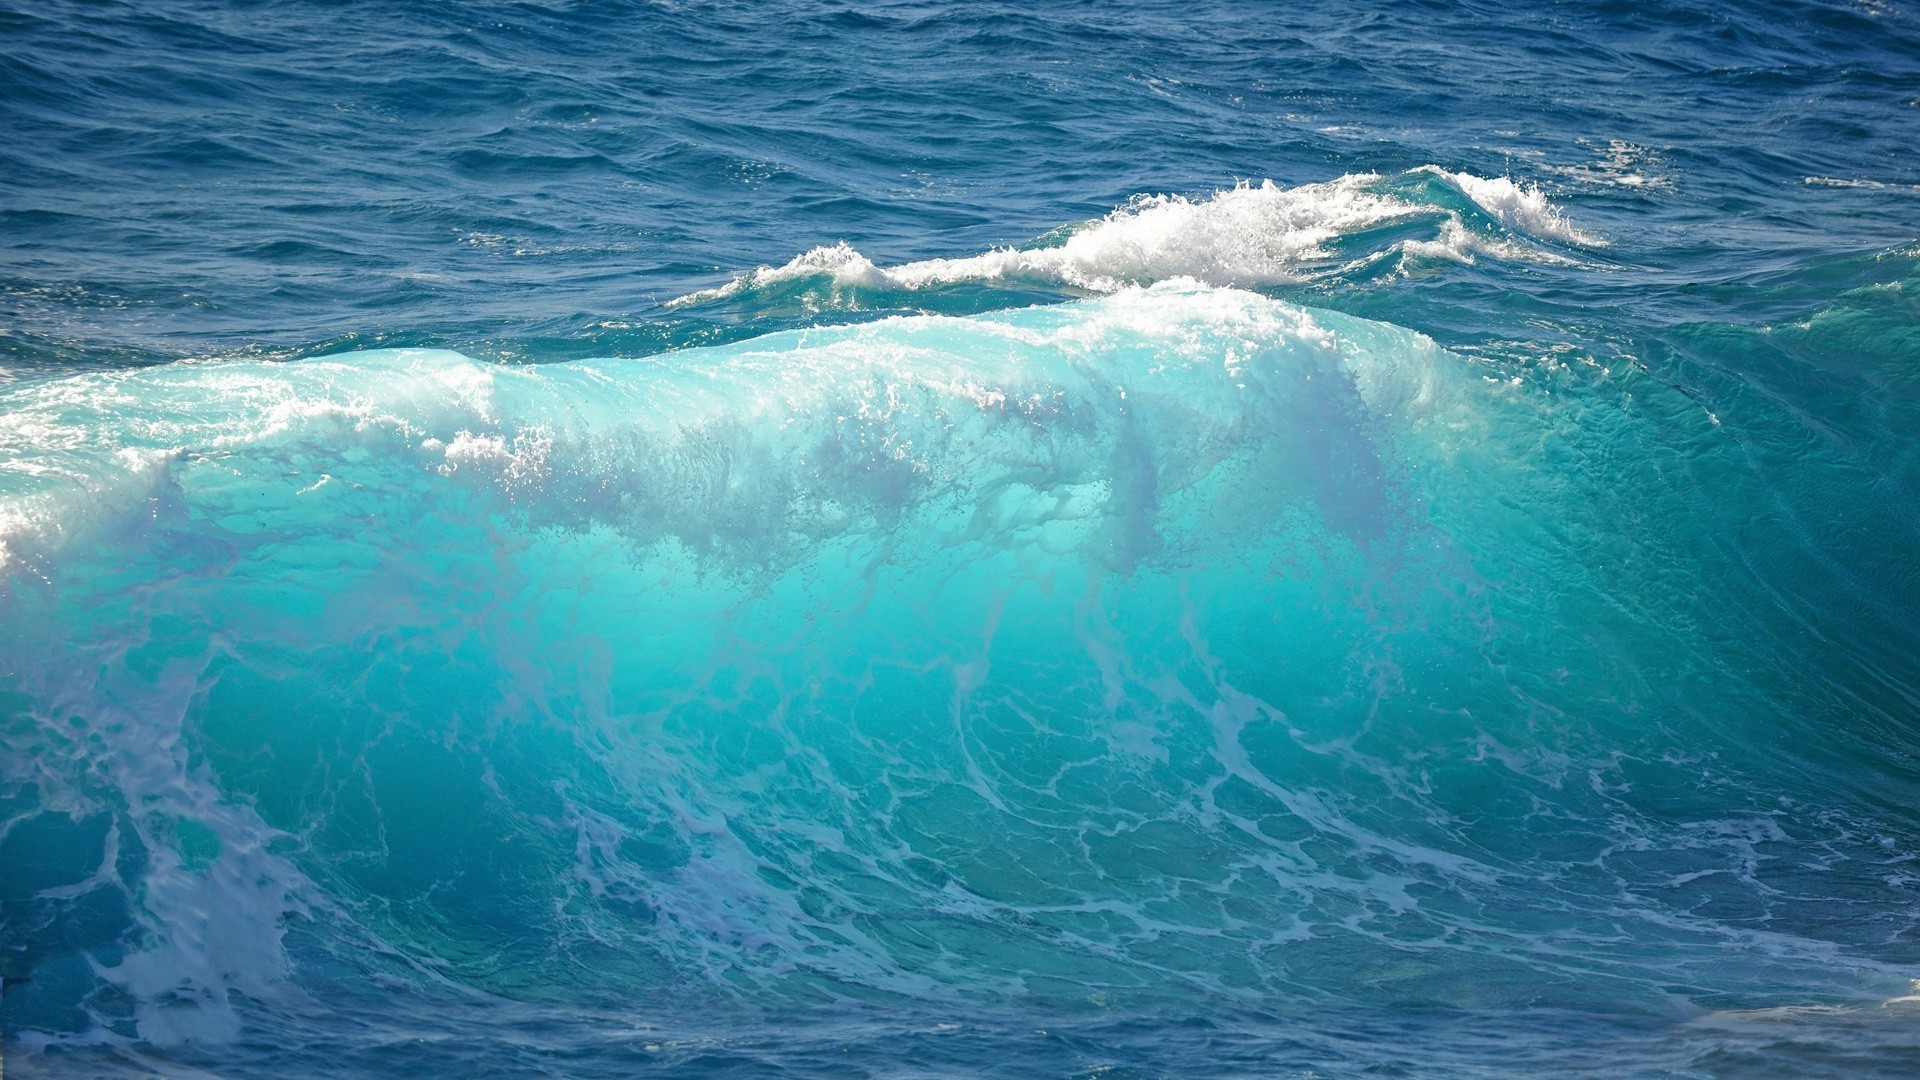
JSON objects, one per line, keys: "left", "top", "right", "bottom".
{"left": 6, "top": 281, "right": 1920, "bottom": 1075}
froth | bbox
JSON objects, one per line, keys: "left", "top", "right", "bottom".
{"left": 1420, "top": 167, "right": 1605, "bottom": 246}
{"left": 675, "top": 170, "right": 1601, "bottom": 306}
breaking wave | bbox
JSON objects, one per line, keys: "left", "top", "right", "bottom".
{"left": 4, "top": 280, "right": 1918, "bottom": 1075}
{"left": 673, "top": 170, "right": 1599, "bottom": 307}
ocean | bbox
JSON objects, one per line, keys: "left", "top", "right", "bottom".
{"left": 4, "top": 1, "right": 1920, "bottom": 1076}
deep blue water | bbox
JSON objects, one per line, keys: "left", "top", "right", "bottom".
{"left": 4, "top": 1, "right": 1920, "bottom": 1076}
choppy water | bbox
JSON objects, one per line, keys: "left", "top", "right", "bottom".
{"left": 4, "top": 1, "right": 1920, "bottom": 1076}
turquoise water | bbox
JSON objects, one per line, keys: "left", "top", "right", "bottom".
{"left": 4, "top": 2, "right": 1920, "bottom": 1076}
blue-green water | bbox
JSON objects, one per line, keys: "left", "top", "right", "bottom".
{"left": 4, "top": 2, "right": 1920, "bottom": 1076}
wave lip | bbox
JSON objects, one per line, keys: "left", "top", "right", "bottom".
{"left": 673, "top": 169, "right": 1602, "bottom": 308}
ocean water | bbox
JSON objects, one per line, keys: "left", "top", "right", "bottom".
{"left": 4, "top": 0, "right": 1920, "bottom": 1076}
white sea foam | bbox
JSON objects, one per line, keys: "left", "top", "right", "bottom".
{"left": 1398, "top": 217, "right": 1575, "bottom": 267}
{"left": 1805, "top": 176, "right": 1920, "bottom": 192}
{"left": 1417, "top": 167, "right": 1605, "bottom": 246}
{"left": 1539, "top": 139, "right": 1672, "bottom": 191}
{"left": 674, "top": 170, "right": 1599, "bottom": 305}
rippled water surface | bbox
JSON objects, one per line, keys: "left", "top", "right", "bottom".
{"left": 4, "top": 1, "right": 1920, "bottom": 1076}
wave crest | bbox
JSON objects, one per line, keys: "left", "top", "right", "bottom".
{"left": 674, "top": 170, "right": 1601, "bottom": 307}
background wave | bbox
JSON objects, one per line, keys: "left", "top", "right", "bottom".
{"left": 672, "top": 169, "right": 1600, "bottom": 308}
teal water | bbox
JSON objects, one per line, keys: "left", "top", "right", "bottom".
{"left": 4, "top": 2, "right": 1920, "bottom": 1076}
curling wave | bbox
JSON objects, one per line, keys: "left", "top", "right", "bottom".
{"left": 5, "top": 284, "right": 1915, "bottom": 1076}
